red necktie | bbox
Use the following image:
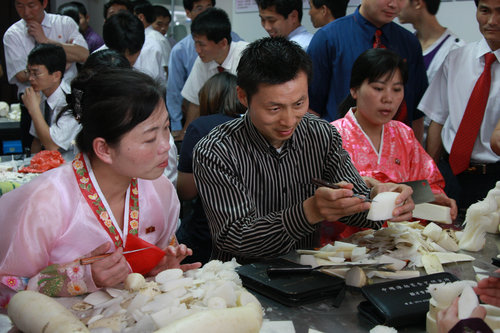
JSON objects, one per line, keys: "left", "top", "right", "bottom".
{"left": 449, "top": 52, "right": 497, "bottom": 175}
{"left": 373, "top": 29, "right": 386, "bottom": 49}
{"left": 217, "top": 65, "right": 224, "bottom": 73}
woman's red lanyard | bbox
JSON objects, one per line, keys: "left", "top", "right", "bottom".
{"left": 71, "top": 153, "right": 139, "bottom": 248}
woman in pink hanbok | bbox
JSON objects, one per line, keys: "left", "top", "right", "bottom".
{"left": 0, "top": 69, "right": 200, "bottom": 306}
{"left": 328, "top": 49, "right": 457, "bottom": 240}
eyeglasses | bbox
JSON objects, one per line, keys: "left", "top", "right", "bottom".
{"left": 26, "top": 69, "right": 45, "bottom": 79}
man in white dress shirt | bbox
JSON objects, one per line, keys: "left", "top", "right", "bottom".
{"left": 4, "top": 0, "right": 88, "bottom": 150}
{"left": 181, "top": 8, "right": 248, "bottom": 136}
{"left": 133, "top": 0, "right": 171, "bottom": 86}
{"left": 419, "top": 0, "right": 500, "bottom": 215}
{"left": 256, "top": 0, "right": 313, "bottom": 50}
{"left": 22, "top": 44, "right": 80, "bottom": 153}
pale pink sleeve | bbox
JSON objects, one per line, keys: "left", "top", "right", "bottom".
{"left": 0, "top": 170, "right": 98, "bottom": 298}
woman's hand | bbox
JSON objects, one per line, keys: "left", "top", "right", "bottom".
{"left": 148, "top": 244, "right": 201, "bottom": 276}
{"left": 433, "top": 193, "right": 458, "bottom": 221}
{"left": 437, "top": 297, "right": 486, "bottom": 333}
{"left": 89, "top": 242, "right": 130, "bottom": 288}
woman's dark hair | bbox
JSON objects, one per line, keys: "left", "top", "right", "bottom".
{"left": 338, "top": 48, "right": 408, "bottom": 117}
{"left": 198, "top": 72, "right": 246, "bottom": 117}
{"left": 81, "top": 49, "right": 131, "bottom": 72}
{"left": 67, "top": 68, "right": 163, "bottom": 154}
{"left": 57, "top": 50, "right": 131, "bottom": 124}
{"left": 57, "top": 3, "right": 80, "bottom": 25}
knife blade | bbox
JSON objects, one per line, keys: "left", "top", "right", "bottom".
{"left": 400, "top": 179, "right": 435, "bottom": 204}
{"left": 266, "top": 263, "right": 394, "bottom": 276}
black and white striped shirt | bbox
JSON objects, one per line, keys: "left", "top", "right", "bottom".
{"left": 193, "top": 113, "right": 383, "bottom": 262}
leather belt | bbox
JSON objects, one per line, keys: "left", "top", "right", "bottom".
{"left": 442, "top": 152, "right": 500, "bottom": 175}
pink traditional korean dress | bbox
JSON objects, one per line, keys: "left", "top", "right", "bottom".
{"left": 327, "top": 109, "right": 445, "bottom": 239}
{"left": 0, "top": 153, "right": 179, "bottom": 306}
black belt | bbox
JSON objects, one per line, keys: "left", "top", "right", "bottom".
{"left": 442, "top": 152, "right": 500, "bottom": 175}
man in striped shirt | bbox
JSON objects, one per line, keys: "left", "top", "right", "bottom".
{"left": 193, "top": 37, "right": 414, "bottom": 263}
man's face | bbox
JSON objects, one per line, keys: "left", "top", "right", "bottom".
{"left": 193, "top": 34, "right": 225, "bottom": 63}
{"left": 359, "top": 0, "right": 405, "bottom": 27}
{"left": 27, "top": 64, "right": 60, "bottom": 95}
{"left": 239, "top": 71, "right": 309, "bottom": 149}
{"left": 15, "top": 0, "right": 46, "bottom": 23}
{"left": 397, "top": 0, "right": 416, "bottom": 24}
{"left": 78, "top": 13, "right": 89, "bottom": 33}
{"left": 152, "top": 15, "right": 170, "bottom": 35}
{"left": 186, "top": 0, "right": 213, "bottom": 20}
{"left": 258, "top": 5, "right": 296, "bottom": 38}
{"left": 477, "top": 0, "right": 500, "bottom": 51}
{"left": 308, "top": 0, "right": 327, "bottom": 28}
{"left": 106, "top": 4, "right": 128, "bottom": 19}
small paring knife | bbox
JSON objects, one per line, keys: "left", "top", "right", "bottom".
{"left": 266, "top": 263, "right": 394, "bottom": 276}
{"left": 312, "top": 178, "right": 373, "bottom": 202}
{"left": 79, "top": 247, "right": 154, "bottom": 265}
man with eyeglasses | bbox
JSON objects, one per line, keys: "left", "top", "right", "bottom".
{"left": 22, "top": 44, "right": 80, "bottom": 154}
{"left": 4, "top": 0, "right": 88, "bottom": 150}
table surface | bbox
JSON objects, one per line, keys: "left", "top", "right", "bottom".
{"left": 0, "top": 117, "right": 20, "bottom": 130}
{"left": 252, "top": 233, "right": 499, "bottom": 333}
{"left": 2, "top": 233, "right": 498, "bottom": 333}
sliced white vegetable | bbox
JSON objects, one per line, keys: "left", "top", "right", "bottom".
{"left": 436, "top": 231, "right": 459, "bottom": 252}
{"left": 153, "top": 302, "right": 263, "bottom": 333}
{"left": 422, "top": 222, "right": 443, "bottom": 242}
{"left": 159, "top": 277, "right": 194, "bottom": 292}
{"left": 151, "top": 304, "right": 190, "bottom": 329}
{"left": 326, "top": 257, "right": 346, "bottom": 263}
{"left": 299, "top": 254, "right": 318, "bottom": 267}
{"left": 376, "top": 255, "right": 407, "bottom": 271}
{"left": 8, "top": 291, "right": 90, "bottom": 333}
{"left": 207, "top": 297, "right": 227, "bottom": 309}
{"left": 427, "top": 281, "right": 477, "bottom": 307}
{"left": 83, "top": 290, "right": 113, "bottom": 307}
{"left": 421, "top": 254, "right": 444, "bottom": 274}
{"left": 458, "top": 285, "right": 479, "bottom": 319}
{"left": 236, "top": 291, "right": 260, "bottom": 307}
{"left": 124, "top": 273, "right": 146, "bottom": 292}
{"left": 367, "top": 192, "right": 400, "bottom": 221}
{"left": 320, "top": 267, "right": 350, "bottom": 279}
{"left": 156, "top": 269, "right": 184, "bottom": 284}
{"left": 413, "top": 203, "right": 452, "bottom": 224}
{"left": 426, "top": 312, "right": 438, "bottom": 333}
{"left": 351, "top": 247, "right": 368, "bottom": 262}
{"left": 369, "top": 325, "right": 398, "bottom": 333}
{"left": 88, "top": 314, "right": 126, "bottom": 332}
{"left": 416, "top": 252, "right": 475, "bottom": 267}
{"left": 345, "top": 266, "right": 367, "bottom": 287}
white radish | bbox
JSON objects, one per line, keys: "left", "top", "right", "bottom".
{"left": 367, "top": 192, "right": 400, "bottom": 221}
{"left": 156, "top": 269, "right": 184, "bottom": 284}
{"left": 345, "top": 266, "right": 367, "bottom": 287}
{"left": 124, "top": 273, "right": 146, "bottom": 292}
{"left": 422, "top": 223, "right": 443, "bottom": 242}
{"left": 8, "top": 290, "right": 90, "bottom": 333}
{"left": 153, "top": 302, "right": 262, "bottom": 333}
{"left": 458, "top": 285, "right": 479, "bottom": 319}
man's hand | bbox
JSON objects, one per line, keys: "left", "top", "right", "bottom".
{"left": 148, "top": 244, "right": 201, "bottom": 276}
{"left": 89, "top": 243, "right": 130, "bottom": 288}
{"left": 21, "top": 87, "right": 42, "bottom": 115}
{"left": 371, "top": 182, "right": 414, "bottom": 222}
{"left": 26, "top": 20, "right": 49, "bottom": 44}
{"left": 304, "top": 182, "right": 371, "bottom": 223}
{"left": 437, "top": 297, "right": 486, "bottom": 333}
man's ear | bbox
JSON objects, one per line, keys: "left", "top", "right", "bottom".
{"left": 93, "top": 137, "right": 113, "bottom": 165}
{"left": 218, "top": 38, "right": 229, "bottom": 48}
{"left": 289, "top": 9, "right": 299, "bottom": 22}
{"left": 237, "top": 86, "right": 249, "bottom": 108}
{"left": 42, "top": 0, "right": 48, "bottom": 9}
{"left": 185, "top": 9, "right": 193, "bottom": 20}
